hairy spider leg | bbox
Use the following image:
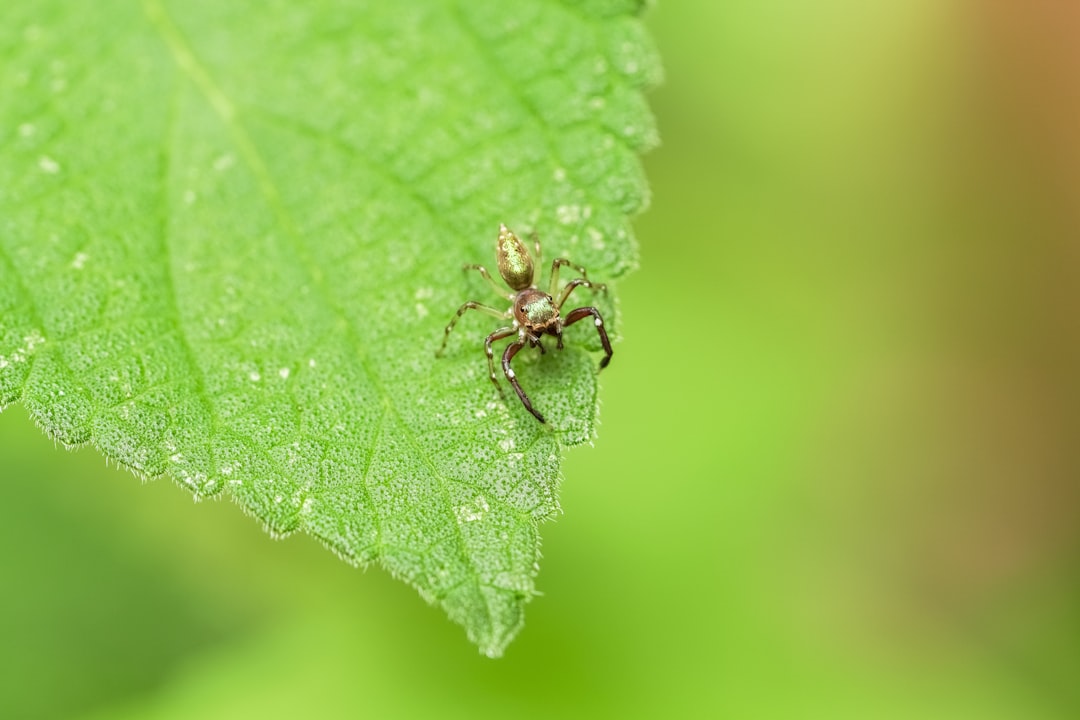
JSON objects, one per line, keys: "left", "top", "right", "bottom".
{"left": 563, "top": 306, "right": 613, "bottom": 369}
{"left": 436, "top": 301, "right": 509, "bottom": 357}
{"left": 484, "top": 326, "right": 516, "bottom": 395}
{"left": 529, "top": 230, "right": 542, "bottom": 271}
{"left": 549, "top": 258, "right": 595, "bottom": 297}
{"left": 556, "top": 277, "right": 606, "bottom": 311}
{"left": 552, "top": 277, "right": 606, "bottom": 349}
{"left": 462, "top": 264, "right": 513, "bottom": 300}
{"left": 502, "top": 340, "right": 545, "bottom": 423}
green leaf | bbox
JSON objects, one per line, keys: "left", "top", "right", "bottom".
{"left": 0, "top": 0, "right": 657, "bottom": 655}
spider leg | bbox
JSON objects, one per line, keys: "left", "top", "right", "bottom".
{"left": 436, "top": 301, "right": 508, "bottom": 357}
{"left": 484, "top": 326, "right": 516, "bottom": 396}
{"left": 549, "top": 258, "right": 596, "bottom": 296}
{"left": 529, "top": 230, "right": 542, "bottom": 270}
{"left": 532, "top": 336, "right": 547, "bottom": 354}
{"left": 563, "top": 306, "right": 613, "bottom": 369}
{"left": 502, "top": 340, "right": 545, "bottom": 423}
{"left": 556, "top": 277, "right": 607, "bottom": 309}
{"left": 463, "top": 264, "right": 512, "bottom": 300}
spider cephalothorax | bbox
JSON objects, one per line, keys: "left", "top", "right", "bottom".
{"left": 436, "top": 224, "right": 612, "bottom": 423}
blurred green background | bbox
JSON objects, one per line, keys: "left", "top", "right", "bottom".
{"left": 3, "top": 1, "right": 1079, "bottom": 717}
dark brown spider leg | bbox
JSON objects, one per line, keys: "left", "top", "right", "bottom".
{"left": 436, "top": 301, "right": 508, "bottom": 357}
{"left": 463, "top": 264, "right": 512, "bottom": 300}
{"left": 502, "top": 340, "right": 545, "bottom": 423}
{"left": 549, "top": 258, "right": 595, "bottom": 296}
{"left": 547, "top": 322, "right": 565, "bottom": 350}
{"left": 484, "top": 326, "right": 516, "bottom": 396}
{"left": 555, "top": 277, "right": 607, "bottom": 310}
{"left": 563, "top": 306, "right": 613, "bottom": 369}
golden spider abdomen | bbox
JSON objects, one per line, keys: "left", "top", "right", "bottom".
{"left": 496, "top": 223, "right": 535, "bottom": 291}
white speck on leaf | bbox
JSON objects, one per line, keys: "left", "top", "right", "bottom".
{"left": 38, "top": 156, "right": 60, "bottom": 173}
{"left": 213, "top": 153, "right": 235, "bottom": 171}
{"left": 555, "top": 204, "right": 580, "bottom": 225}
{"left": 0, "top": 330, "right": 46, "bottom": 369}
{"left": 455, "top": 495, "right": 490, "bottom": 523}
{"left": 71, "top": 252, "right": 89, "bottom": 270}
{"left": 278, "top": 367, "right": 290, "bottom": 379}
{"left": 587, "top": 227, "right": 605, "bottom": 250}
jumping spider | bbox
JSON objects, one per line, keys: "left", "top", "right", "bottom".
{"left": 435, "top": 223, "right": 613, "bottom": 423}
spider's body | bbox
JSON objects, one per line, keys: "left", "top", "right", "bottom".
{"left": 436, "top": 224, "right": 613, "bottom": 423}
{"left": 514, "top": 289, "right": 558, "bottom": 337}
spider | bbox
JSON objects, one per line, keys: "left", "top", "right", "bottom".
{"left": 435, "top": 223, "right": 613, "bottom": 423}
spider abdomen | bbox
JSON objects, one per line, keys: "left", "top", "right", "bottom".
{"left": 496, "top": 224, "right": 535, "bottom": 291}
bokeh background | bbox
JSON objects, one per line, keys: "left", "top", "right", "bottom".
{"left": 3, "top": 1, "right": 1078, "bottom": 717}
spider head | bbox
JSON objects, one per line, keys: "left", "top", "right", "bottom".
{"left": 514, "top": 288, "right": 558, "bottom": 332}
{"left": 496, "top": 223, "right": 535, "bottom": 291}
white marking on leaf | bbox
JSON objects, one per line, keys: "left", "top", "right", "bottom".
{"left": 213, "top": 153, "right": 235, "bottom": 171}
{"left": 455, "top": 495, "right": 490, "bottom": 523}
